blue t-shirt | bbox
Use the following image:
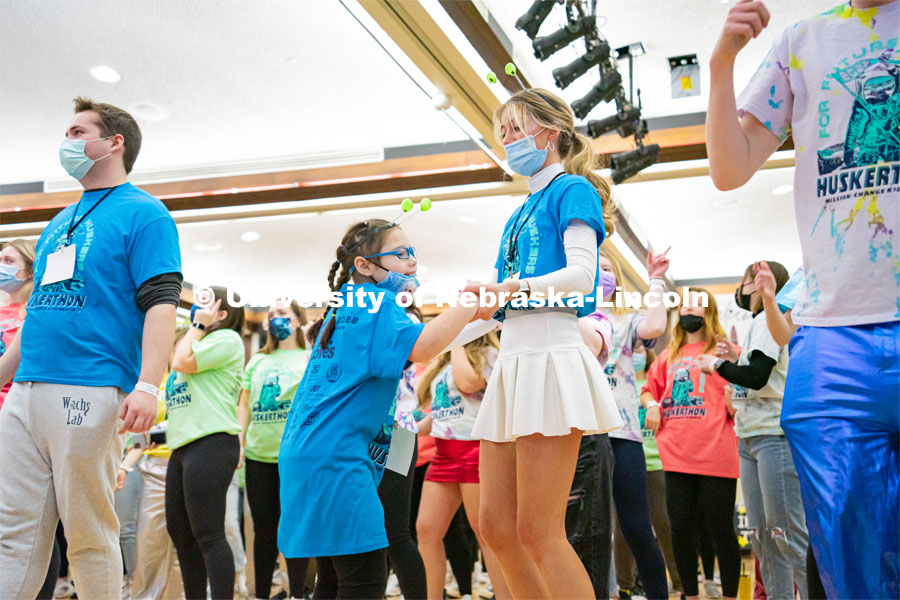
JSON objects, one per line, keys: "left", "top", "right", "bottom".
{"left": 278, "top": 282, "right": 424, "bottom": 557}
{"left": 494, "top": 173, "right": 607, "bottom": 318}
{"left": 16, "top": 183, "right": 182, "bottom": 393}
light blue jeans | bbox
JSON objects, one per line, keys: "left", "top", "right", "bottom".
{"left": 739, "top": 435, "right": 808, "bottom": 600}
{"left": 115, "top": 465, "right": 144, "bottom": 577}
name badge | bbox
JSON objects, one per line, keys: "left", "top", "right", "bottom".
{"left": 41, "top": 244, "right": 76, "bottom": 286}
{"left": 385, "top": 426, "right": 416, "bottom": 475}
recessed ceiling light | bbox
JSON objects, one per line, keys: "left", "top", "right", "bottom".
{"left": 772, "top": 184, "right": 793, "bottom": 195}
{"left": 90, "top": 65, "right": 121, "bottom": 83}
{"left": 129, "top": 102, "right": 169, "bottom": 122}
{"left": 241, "top": 231, "right": 260, "bottom": 242}
{"left": 193, "top": 242, "right": 222, "bottom": 252}
{"left": 458, "top": 216, "right": 478, "bottom": 224}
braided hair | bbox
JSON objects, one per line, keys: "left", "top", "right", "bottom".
{"left": 307, "top": 219, "right": 398, "bottom": 349}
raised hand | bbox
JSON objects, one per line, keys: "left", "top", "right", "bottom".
{"left": 647, "top": 246, "right": 671, "bottom": 280}
{"left": 753, "top": 261, "right": 777, "bottom": 300}
{"left": 712, "top": 0, "right": 771, "bottom": 63}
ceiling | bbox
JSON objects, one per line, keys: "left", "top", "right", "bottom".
{"left": 0, "top": 0, "right": 467, "bottom": 185}
{"left": 480, "top": 0, "right": 838, "bottom": 123}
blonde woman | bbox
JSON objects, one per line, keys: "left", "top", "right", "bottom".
{"left": 464, "top": 88, "right": 620, "bottom": 599}
{"left": 641, "top": 289, "right": 741, "bottom": 600}
{"left": 0, "top": 239, "right": 36, "bottom": 409}
{"left": 414, "top": 332, "right": 509, "bottom": 600}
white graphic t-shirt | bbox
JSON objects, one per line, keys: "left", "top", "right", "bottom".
{"left": 600, "top": 311, "right": 657, "bottom": 443}
{"left": 732, "top": 312, "right": 790, "bottom": 438}
{"left": 738, "top": 1, "right": 899, "bottom": 326}
{"left": 430, "top": 347, "right": 498, "bottom": 441}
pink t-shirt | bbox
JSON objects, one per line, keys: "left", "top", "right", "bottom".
{"left": 0, "top": 302, "right": 24, "bottom": 410}
{"left": 642, "top": 342, "right": 740, "bottom": 479}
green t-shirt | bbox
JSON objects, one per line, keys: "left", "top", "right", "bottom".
{"left": 166, "top": 329, "right": 244, "bottom": 450}
{"left": 242, "top": 348, "right": 308, "bottom": 463}
{"left": 636, "top": 377, "right": 662, "bottom": 472}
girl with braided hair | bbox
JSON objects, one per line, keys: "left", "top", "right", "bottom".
{"left": 277, "top": 219, "right": 479, "bottom": 599}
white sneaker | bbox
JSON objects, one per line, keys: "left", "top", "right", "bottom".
{"left": 235, "top": 569, "right": 249, "bottom": 599}
{"left": 460, "top": 595, "right": 474, "bottom": 600}
{"left": 703, "top": 579, "right": 722, "bottom": 598}
{"left": 385, "top": 572, "right": 402, "bottom": 597}
{"left": 54, "top": 579, "right": 75, "bottom": 599}
{"left": 121, "top": 576, "right": 133, "bottom": 600}
{"left": 445, "top": 561, "right": 460, "bottom": 598}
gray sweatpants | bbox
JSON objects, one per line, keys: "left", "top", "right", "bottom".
{"left": 0, "top": 381, "right": 126, "bottom": 600}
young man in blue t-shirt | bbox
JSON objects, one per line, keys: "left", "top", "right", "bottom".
{"left": 0, "top": 98, "right": 183, "bottom": 598}
{"left": 706, "top": 2, "right": 899, "bottom": 598}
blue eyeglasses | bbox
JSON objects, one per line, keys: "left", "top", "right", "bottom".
{"left": 363, "top": 246, "right": 417, "bottom": 260}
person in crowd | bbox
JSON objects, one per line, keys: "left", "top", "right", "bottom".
{"left": 0, "top": 239, "right": 35, "bottom": 409}
{"left": 166, "top": 286, "right": 244, "bottom": 600}
{"left": 642, "top": 290, "right": 741, "bottom": 600}
{"left": 0, "top": 97, "right": 182, "bottom": 599}
{"left": 707, "top": 1, "right": 899, "bottom": 596}
{"left": 697, "top": 261, "right": 809, "bottom": 599}
{"left": 277, "top": 219, "right": 482, "bottom": 598}
{"left": 376, "top": 306, "right": 428, "bottom": 600}
{"left": 593, "top": 247, "right": 671, "bottom": 600}
{"left": 238, "top": 300, "right": 309, "bottom": 600}
{"left": 464, "top": 87, "right": 621, "bottom": 600}
{"left": 415, "top": 332, "right": 510, "bottom": 600}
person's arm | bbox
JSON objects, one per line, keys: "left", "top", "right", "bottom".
{"left": 409, "top": 304, "right": 478, "bottom": 364}
{"left": 707, "top": 0, "right": 783, "bottom": 190}
{"left": 416, "top": 414, "right": 433, "bottom": 437}
{"left": 118, "top": 304, "right": 176, "bottom": 434}
{"left": 237, "top": 389, "right": 251, "bottom": 463}
{"left": 172, "top": 299, "right": 221, "bottom": 374}
{"left": 636, "top": 248, "right": 671, "bottom": 340}
{"left": 755, "top": 261, "right": 798, "bottom": 345}
{"left": 579, "top": 318, "right": 606, "bottom": 358}
{"left": 450, "top": 347, "right": 485, "bottom": 394}
{"left": 116, "top": 445, "right": 145, "bottom": 491}
{"left": 712, "top": 351, "right": 777, "bottom": 390}
{"left": 0, "top": 329, "right": 21, "bottom": 388}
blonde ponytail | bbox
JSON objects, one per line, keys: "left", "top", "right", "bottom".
{"left": 563, "top": 131, "right": 616, "bottom": 236}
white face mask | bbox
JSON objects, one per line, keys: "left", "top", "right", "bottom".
{"left": 59, "top": 136, "right": 113, "bottom": 180}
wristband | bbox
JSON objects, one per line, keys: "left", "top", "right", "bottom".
{"left": 712, "top": 358, "right": 725, "bottom": 372}
{"left": 648, "top": 278, "right": 666, "bottom": 289}
{"left": 192, "top": 321, "right": 206, "bottom": 331}
{"left": 119, "top": 464, "right": 133, "bottom": 473}
{"left": 134, "top": 381, "right": 160, "bottom": 397}
{"left": 646, "top": 400, "right": 659, "bottom": 409}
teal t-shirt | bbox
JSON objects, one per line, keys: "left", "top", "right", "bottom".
{"left": 166, "top": 329, "right": 244, "bottom": 450}
{"left": 242, "top": 348, "right": 308, "bottom": 463}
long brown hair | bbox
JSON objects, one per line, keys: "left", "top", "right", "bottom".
{"left": 259, "top": 300, "right": 307, "bottom": 354}
{"left": 494, "top": 88, "right": 616, "bottom": 236}
{"left": 416, "top": 331, "right": 500, "bottom": 409}
{"left": 666, "top": 287, "right": 724, "bottom": 364}
{"left": 205, "top": 286, "right": 245, "bottom": 336}
{"left": 307, "top": 219, "right": 400, "bottom": 350}
{"left": 741, "top": 261, "right": 789, "bottom": 314}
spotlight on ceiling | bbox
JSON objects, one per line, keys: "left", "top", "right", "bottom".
{"left": 586, "top": 105, "right": 642, "bottom": 138}
{"left": 571, "top": 69, "right": 622, "bottom": 119}
{"left": 610, "top": 144, "right": 660, "bottom": 184}
{"left": 533, "top": 16, "right": 596, "bottom": 61}
{"left": 515, "top": 0, "right": 561, "bottom": 39}
{"left": 552, "top": 41, "right": 611, "bottom": 89}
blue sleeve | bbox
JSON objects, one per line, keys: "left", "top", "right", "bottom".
{"left": 128, "top": 213, "right": 182, "bottom": 288}
{"left": 555, "top": 178, "right": 607, "bottom": 245}
{"left": 367, "top": 300, "right": 425, "bottom": 379}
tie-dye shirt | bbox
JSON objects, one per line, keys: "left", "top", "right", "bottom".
{"left": 738, "top": 1, "right": 899, "bottom": 326}
{"left": 597, "top": 311, "right": 657, "bottom": 442}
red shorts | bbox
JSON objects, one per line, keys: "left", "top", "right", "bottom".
{"left": 424, "top": 438, "right": 480, "bottom": 484}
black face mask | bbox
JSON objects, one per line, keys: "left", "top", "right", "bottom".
{"left": 735, "top": 287, "right": 753, "bottom": 312}
{"left": 679, "top": 314, "right": 705, "bottom": 333}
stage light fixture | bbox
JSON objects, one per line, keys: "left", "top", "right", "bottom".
{"left": 532, "top": 16, "right": 596, "bottom": 61}
{"left": 571, "top": 69, "right": 622, "bottom": 119}
{"left": 552, "top": 41, "right": 611, "bottom": 89}
{"left": 586, "top": 105, "right": 642, "bottom": 137}
{"left": 611, "top": 144, "right": 660, "bottom": 184}
{"left": 515, "top": 0, "right": 560, "bottom": 39}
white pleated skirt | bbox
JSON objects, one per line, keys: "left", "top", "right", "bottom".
{"left": 471, "top": 310, "right": 623, "bottom": 443}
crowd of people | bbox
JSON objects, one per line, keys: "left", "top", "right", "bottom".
{"left": 0, "top": 1, "right": 896, "bottom": 599}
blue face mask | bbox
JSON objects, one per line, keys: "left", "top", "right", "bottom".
{"left": 59, "top": 137, "right": 112, "bottom": 180}
{"left": 269, "top": 317, "right": 294, "bottom": 341}
{"left": 376, "top": 270, "right": 420, "bottom": 294}
{"left": 0, "top": 263, "right": 25, "bottom": 294}
{"left": 504, "top": 128, "right": 548, "bottom": 176}
{"left": 633, "top": 353, "right": 647, "bottom": 374}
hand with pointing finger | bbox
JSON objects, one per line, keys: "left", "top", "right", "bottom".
{"left": 647, "top": 246, "right": 671, "bottom": 280}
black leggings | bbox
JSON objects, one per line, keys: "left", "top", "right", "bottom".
{"left": 611, "top": 438, "right": 669, "bottom": 600}
{"left": 245, "top": 458, "right": 309, "bottom": 599}
{"left": 313, "top": 549, "right": 387, "bottom": 599}
{"left": 665, "top": 472, "right": 741, "bottom": 598}
{"left": 377, "top": 443, "right": 426, "bottom": 599}
{"left": 166, "top": 432, "right": 240, "bottom": 600}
